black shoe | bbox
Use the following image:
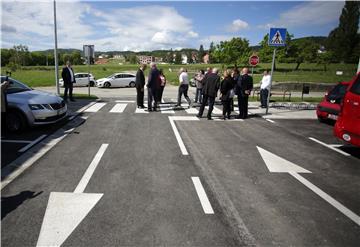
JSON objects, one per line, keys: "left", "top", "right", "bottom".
{"left": 207, "top": 116, "right": 213, "bottom": 120}
{"left": 196, "top": 114, "right": 202, "bottom": 118}
{"left": 222, "top": 116, "right": 226, "bottom": 120}
{"left": 141, "top": 105, "right": 146, "bottom": 108}
{"left": 146, "top": 109, "right": 153, "bottom": 112}
{"left": 174, "top": 104, "right": 181, "bottom": 107}
{"left": 153, "top": 108, "right": 157, "bottom": 112}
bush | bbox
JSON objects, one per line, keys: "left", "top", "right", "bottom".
{"left": 7, "top": 62, "right": 20, "bottom": 72}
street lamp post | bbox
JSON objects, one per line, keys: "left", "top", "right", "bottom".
{"left": 53, "top": 0, "right": 60, "bottom": 95}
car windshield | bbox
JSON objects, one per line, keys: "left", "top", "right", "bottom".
{"left": 350, "top": 75, "right": 360, "bottom": 95}
{"left": 327, "top": 84, "right": 348, "bottom": 103}
{"left": 1, "top": 77, "right": 32, "bottom": 94}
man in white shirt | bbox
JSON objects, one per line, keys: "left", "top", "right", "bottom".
{"left": 175, "top": 68, "right": 191, "bottom": 108}
{"left": 260, "top": 70, "right": 271, "bottom": 108}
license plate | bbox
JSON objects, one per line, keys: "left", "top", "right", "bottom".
{"left": 328, "top": 114, "right": 338, "bottom": 120}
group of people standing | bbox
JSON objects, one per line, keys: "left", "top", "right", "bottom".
{"left": 135, "top": 62, "right": 256, "bottom": 119}
{"left": 193, "top": 67, "right": 254, "bottom": 120}
{"left": 135, "top": 62, "right": 166, "bottom": 111}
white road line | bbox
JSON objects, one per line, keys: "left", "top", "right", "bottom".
{"left": 115, "top": 100, "right": 135, "bottom": 103}
{"left": 309, "top": 137, "right": 350, "bottom": 157}
{"left": 135, "top": 104, "right": 148, "bottom": 114}
{"left": 160, "top": 106, "right": 175, "bottom": 114}
{"left": 18, "top": 135, "right": 47, "bottom": 153}
{"left": 74, "top": 144, "right": 109, "bottom": 193}
{"left": 266, "top": 119, "right": 276, "bottom": 124}
{"left": 290, "top": 172, "right": 360, "bottom": 226}
{"left": 214, "top": 118, "right": 244, "bottom": 122}
{"left": 206, "top": 106, "right": 222, "bottom": 115}
{"left": 1, "top": 128, "right": 75, "bottom": 190}
{"left": 185, "top": 108, "right": 199, "bottom": 114}
{"left": 168, "top": 116, "right": 199, "bottom": 155}
{"left": 191, "top": 177, "right": 214, "bottom": 214}
{"left": 84, "top": 102, "right": 107, "bottom": 112}
{"left": 109, "top": 103, "right": 127, "bottom": 113}
{"left": 329, "top": 144, "right": 343, "bottom": 148}
{"left": 76, "top": 101, "right": 97, "bottom": 113}
{"left": 1, "top": 140, "right": 32, "bottom": 144}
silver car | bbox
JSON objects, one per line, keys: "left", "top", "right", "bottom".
{"left": 2, "top": 76, "right": 68, "bottom": 132}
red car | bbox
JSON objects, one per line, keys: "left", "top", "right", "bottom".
{"left": 334, "top": 73, "right": 360, "bottom": 147}
{"left": 317, "top": 81, "right": 350, "bottom": 122}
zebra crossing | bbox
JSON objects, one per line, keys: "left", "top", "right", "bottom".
{"left": 82, "top": 100, "right": 240, "bottom": 118}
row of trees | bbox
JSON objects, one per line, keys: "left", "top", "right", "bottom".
{"left": 1, "top": 45, "right": 84, "bottom": 70}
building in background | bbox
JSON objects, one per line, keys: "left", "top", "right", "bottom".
{"left": 138, "top": 55, "right": 155, "bottom": 64}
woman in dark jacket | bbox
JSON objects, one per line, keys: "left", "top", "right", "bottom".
{"left": 220, "top": 69, "right": 234, "bottom": 120}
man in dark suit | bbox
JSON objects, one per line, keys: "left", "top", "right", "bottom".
{"left": 61, "top": 61, "right": 76, "bottom": 102}
{"left": 197, "top": 68, "right": 220, "bottom": 120}
{"left": 236, "top": 68, "right": 253, "bottom": 119}
{"left": 135, "top": 64, "right": 146, "bottom": 108}
{"left": 146, "top": 62, "right": 160, "bottom": 112}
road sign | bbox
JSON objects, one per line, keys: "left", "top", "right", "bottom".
{"left": 249, "top": 55, "right": 259, "bottom": 66}
{"left": 83, "top": 45, "right": 95, "bottom": 64}
{"left": 269, "top": 28, "right": 287, "bottom": 47}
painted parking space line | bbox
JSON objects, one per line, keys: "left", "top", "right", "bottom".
{"left": 168, "top": 116, "right": 199, "bottom": 155}
{"left": 18, "top": 135, "right": 47, "bottom": 153}
{"left": 84, "top": 103, "right": 107, "bottom": 112}
{"left": 309, "top": 137, "right": 350, "bottom": 156}
{"left": 191, "top": 177, "right": 214, "bottom": 214}
{"left": 1, "top": 140, "right": 32, "bottom": 144}
{"left": 109, "top": 103, "right": 127, "bottom": 113}
{"left": 74, "top": 144, "right": 109, "bottom": 193}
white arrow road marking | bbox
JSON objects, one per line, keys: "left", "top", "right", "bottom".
{"left": 309, "top": 137, "right": 350, "bottom": 157}
{"left": 257, "top": 146, "right": 360, "bottom": 226}
{"left": 169, "top": 116, "right": 199, "bottom": 155}
{"left": 191, "top": 177, "right": 214, "bottom": 214}
{"left": 109, "top": 103, "right": 127, "bottom": 113}
{"left": 37, "top": 144, "right": 109, "bottom": 246}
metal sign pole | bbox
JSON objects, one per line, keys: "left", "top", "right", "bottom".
{"left": 88, "top": 54, "right": 90, "bottom": 97}
{"left": 53, "top": 0, "right": 60, "bottom": 95}
{"left": 266, "top": 48, "right": 276, "bottom": 115}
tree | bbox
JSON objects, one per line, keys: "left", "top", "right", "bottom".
{"left": 209, "top": 42, "right": 216, "bottom": 63}
{"left": 327, "top": 1, "right": 360, "bottom": 63}
{"left": 187, "top": 51, "right": 193, "bottom": 64}
{"left": 11, "top": 45, "right": 31, "bottom": 66}
{"left": 128, "top": 54, "right": 138, "bottom": 64}
{"left": 317, "top": 51, "right": 335, "bottom": 71}
{"left": 198, "top": 45, "right": 205, "bottom": 63}
{"left": 212, "top": 37, "right": 251, "bottom": 67}
{"left": 1, "top": 49, "right": 12, "bottom": 66}
{"left": 174, "top": 52, "right": 182, "bottom": 64}
{"left": 291, "top": 40, "right": 318, "bottom": 70}
{"left": 71, "top": 51, "right": 82, "bottom": 65}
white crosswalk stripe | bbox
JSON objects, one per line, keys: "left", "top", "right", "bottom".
{"left": 135, "top": 104, "right": 148, "bottom": 114}
{"left": 206, "top": 106, "right": 223, "bottom": 115}
{"left": 109, "top": 103, "right": 127, "bottom": 113}
{"left": 160, "top": 104, "right": 175, "bottom": 114}
{"left": 185, "top": 108, "right": 199, "bottom": 114}
{"left": 85, "top": 103, "right": 107, "bottom": 112}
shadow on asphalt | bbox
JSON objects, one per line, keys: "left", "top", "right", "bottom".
{"left": 1, "top": 191, "right": 43, "bottom": 219}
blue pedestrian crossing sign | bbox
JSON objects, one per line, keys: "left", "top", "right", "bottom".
{"left": 269, "top": 28, "right": 287, "bottom": 47}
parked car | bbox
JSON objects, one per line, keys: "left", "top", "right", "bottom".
{"left": 96, "top": 73, "right": 136, "bottom": 88}
{"left": 59, "top": 73, "right": 96, "bottom": 87}
{"left": 316, "top": 81, "right": 350, "bottom": 122}
{"left": 1, "top": 76, "right": 67, "bottom": 132}
{"left": 334, "top": 73, "right": 360, "bottom": 147}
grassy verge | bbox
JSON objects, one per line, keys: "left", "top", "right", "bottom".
{"left": 248, "top": 97, "right": 323, "bottom": 103}
{"left": 59, "top": 93, "right": 98, "bottom": 100}
{"left": 2, "top": 62, "right": 357, "bottom": 87}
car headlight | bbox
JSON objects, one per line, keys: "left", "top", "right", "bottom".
{"left": 29, "top": 104, "right": 44, "bottom": 110}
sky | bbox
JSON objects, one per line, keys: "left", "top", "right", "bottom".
{"left": 0, "top": 0, "right": 346, "bottom": 52}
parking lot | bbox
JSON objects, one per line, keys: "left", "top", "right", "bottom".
{"left": 1, "top": 89, "right": 359, "bottom": 246}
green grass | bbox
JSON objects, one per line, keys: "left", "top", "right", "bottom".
{"left": 59, "top": 93, "right": 98, "bottom": 100}
{"left": 2, "top": 62, "right": 357, "bottom": 88}
{"left": 248, "top": 96, "right": 323, "bottom": 103}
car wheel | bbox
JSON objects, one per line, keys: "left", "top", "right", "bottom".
{"left": 104, "top": 82, "right": 111, "bottom": 88}
{"left": 6, "top": 110, "right": 27, "bottom": 132}
{"left": 89, "top": 81, "right": 95, "bottom": 87}
{"left": 129, "top": 81, "right": 135, "bottom": 87}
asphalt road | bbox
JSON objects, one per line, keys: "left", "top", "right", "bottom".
{"left": 1, "top": 97, "right": 359, "bottom": 246}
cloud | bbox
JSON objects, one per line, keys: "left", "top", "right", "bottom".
{"left": 1, "top": 24, "right": 17, "bottom": 33}
{"left": 258, "top": 1, "right": 344, "bottom": 29}
{"left": 226, "top": 19, "right": 249, "bottom": 32}
{"left": 199, "top": 35, "right": 234, "bottom": 49}
{"left": 1, "top": 2, "right": 198, "bottom": 51}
